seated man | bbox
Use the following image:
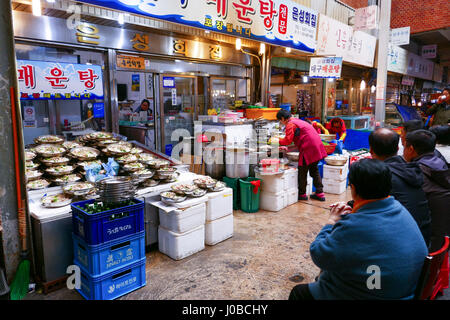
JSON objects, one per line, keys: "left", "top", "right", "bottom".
{"left": 403, "top": 130, "right": 450, "bottom": 252}
{"left": 289, "top": 159, "right": 428, "bottom": 300}
{"left": 369, "top": 128, "right": 431, "bottom": 247}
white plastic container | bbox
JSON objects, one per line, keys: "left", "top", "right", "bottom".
{"left": 287, "top": 188, "right": 299, "bottom": 206}
{"left": 255, "top": 171, "right": 285, "bottom": 193}
{"left": 158, "top": 224, "right": 205, "bottom": 260}
{"left": 283, "top": 168, "right": 298, "bottom": 190}
{"left": 323, "top": 164, "right": 348, "bottom": 182}
{"left": 205, "top": 213, "right": 233, "bottom": 246}
{"left": 259, "top": 190, "right": 287, "bottom": 212}
{"left": 158, "top": 203, "right": 206, "bottom": 234}
{"left": 206, "top": 188, "right": 233, "bottom": 221}
{"left": 323, "top": 178, "right": 347, "bottom": 195}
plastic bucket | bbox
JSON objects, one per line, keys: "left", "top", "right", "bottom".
{"left": 239, "top": 177, "right": 262, "bottom": 213}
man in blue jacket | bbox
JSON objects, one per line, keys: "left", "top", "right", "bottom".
{"left": 289, "top": 159, "right": 428, "bottom": 300}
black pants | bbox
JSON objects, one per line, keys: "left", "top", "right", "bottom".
{"left": 298, "top": 160, "right": 323, "bottom": 195}
{"left": 289, "top": 284, "right": 315, "bottom": 300}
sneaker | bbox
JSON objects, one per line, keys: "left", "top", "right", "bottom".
{"left": 298, "top": 194, "right": 308, "bottom": 201}
{"left": 310, "top": 193, "right": 326, "bottom": 202}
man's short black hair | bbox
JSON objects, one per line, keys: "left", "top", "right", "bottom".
{"left": 276, "top": 109, "right": 292, "bottom": 121}
{"left": 429, "top": 125, "right": 450, "bottom": 145}
{"left": 348, "top": 159, "right": 392, "bottom": 200}
{"left": 405, "top": 129, "right": 436, "bottom": 155}
{"left": 403, "top": 120, "right": 423, "bottom": 133}
{"left": 369, "top": 128, "right": 399, "bottom": 158}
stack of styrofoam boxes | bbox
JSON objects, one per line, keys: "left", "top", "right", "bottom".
{"left": 306, "top": 175, "right": 313, "bottom": 196}
{"left": 256, "top": 167, "right": 299, "bottom": 211}
{"left": 205, "top": 188, "right": 234, "bottom": 246}
{"left": 71, "top": 199, "right": 147, "bottom": 300}
{"left": 322, "top": 160, "right": 349, "bottom": 195}
{"left": 155, "top": 196, "right": 208, "bottom": 260}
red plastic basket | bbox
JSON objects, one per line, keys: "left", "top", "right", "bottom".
{"left": 324, "top": 143, "right": 337, "bottom": 155}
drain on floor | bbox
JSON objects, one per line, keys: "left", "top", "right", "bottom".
{"left": 289, "top": 274, "right": 305, "bottom": 283}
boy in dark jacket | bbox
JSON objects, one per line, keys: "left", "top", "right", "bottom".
{"left": 369, "top": 128, "right": 431, "bottom": 247}
{"left": 404, "top": 129, "right": 450, "bottom": 252}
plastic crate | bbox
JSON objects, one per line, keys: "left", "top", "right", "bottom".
{"left": 73, "top": 231, "right": 145, "bottom": 278}
{"left": 77, "top": 258, "right": 146, "bottom": 300}
{"left": 343, "top": 129, "right": 372, "bottom": 151}
{"left": 72, "top": 198, "right": 145, "bottom": 246}
{"left": 246, "top": 108, "right": 281, "bottom": 120}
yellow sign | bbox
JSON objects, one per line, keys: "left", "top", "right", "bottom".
{"left": 116, "top": 55, "right": 145, "bottom": 70}
{"left": 76, "top": 24, "right": 100, "bottom": 45}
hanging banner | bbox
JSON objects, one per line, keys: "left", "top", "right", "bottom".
{"left": 387, "top": 43, "right": 409, "bottom": 75}
{"left": 407, "top": 53, "right": 434, "bottom": 80}
{"left": 316, "top": 14, "right": 376, "bottom": 67}
{"left": 76, "top": 0, "right": 318, "bottom": 53}
{"left": 390, "top": 27, "right": 410, "bottom": 46}
{"left": 309, "top": 57, "right": 343, "bottom": 79}
{"left": 17, "top": 60, "right": 103, "bottom": 100}
{"left": 401, "top": 76, "right": 414, "bottom": 86}
{"left": 422, "top": 44, "right": 437, "bottom": 59}
{"left": 354, "top": 5, "right": 378, "bottom": 31}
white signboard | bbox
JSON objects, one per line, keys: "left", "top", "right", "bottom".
{"left": 316, "top": 14, "right": 376, "bottom": 67}
{"left": 309, "top": 57, "right": 343, "bottom": 79}
{"left": 24, "top": 106, "right": 35, "bottom": 121}
{"left": 79, "top": 0, "right": 318, "bottom": 53}
{"left": 390, "top": 27, "right": 410, "bottom": 46}
{"left": 422, "top": 44, "right": 437, "bottom": 59}
{"left": 401, "top": 76, "right": 414, "bottom": 86}
{"left": 387, "top": 43, "right": 409, "bottom": 75}
{"left": 354, "top": 5, "right": 378, "bottom": 31}
{"left": 407, "top": 53, "right": 434, "bottom": 80}
{"left": 171, "top": 88, "right": 177, "bottom": 106}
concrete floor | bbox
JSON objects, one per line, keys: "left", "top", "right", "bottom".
{"left": 25, "top": 188, "right": 449, "bottom": 300}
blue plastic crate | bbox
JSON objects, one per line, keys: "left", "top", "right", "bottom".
{"left": 77, "top": 258, "right": 146, "bottom": 300}
{"left": 72, "top": 198, "right": 145, "bottom": 246}
{"left": 73, "top": 231, "right": 145, "bottom": 278}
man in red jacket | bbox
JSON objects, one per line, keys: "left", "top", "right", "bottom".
{"left": 276, "top": 110, "right": 328, "bottom": 201}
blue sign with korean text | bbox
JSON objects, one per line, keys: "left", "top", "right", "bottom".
{"left": 93, "top": 102, "right": 105, "bottom": 118}
{"left": 75, "top": 0, "right": 317, "bottom": 53}
{"left": 163, "top": 77, "right": 176, "bottom": 88}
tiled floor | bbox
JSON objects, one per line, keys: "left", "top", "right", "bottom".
{"left": 25, "top": 188, "right": 449, "bottom": 300}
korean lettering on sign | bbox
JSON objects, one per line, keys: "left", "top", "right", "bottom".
{"left": 76, "top": 23, "right": 100, "bottom": 45}
{"left": 131, "top": 33, "right": 150, "bottom": 52}
{"left": 116, "top": 55, "right": 145, "bottom": 70}
{"left": 309, "top": 57, "right": 343, "bottom": 79}
{"left": 17, "top": 60, "right": 103, "bottom": 100}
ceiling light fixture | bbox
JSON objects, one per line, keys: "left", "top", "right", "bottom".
{"left": 32, "top": 0, "right": 42, "bottom": 16}
{"left": 285, "top": 47, "right": 291, "bottom": 53}
{"left": 259, "top": 43, "right": 265, "bottom": 55}
{"left": 235, "top": 38, "right": 242, "bottom": 51}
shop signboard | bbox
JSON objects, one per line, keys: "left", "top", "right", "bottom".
{"left": 76, "top": 0, "right": 318, "bottom": 53}
{"left": 316, "top": 14, "right": 376, "bottom": 67}
{"left": 387, "top": 43, "right": 408, "bottom": 75}
{"left": 309, "top": 57, "right": 343, "bottom": 79}
{"left": 401, "top": 76, "right": 414, "bottom": 86}
{"left": 390, "top": 27, "right": 410, "bottom": 46}
{"left": 433, "top": 64, "right": 444, "bottom": 83}
{"left": 422, "top": 44, "right": 437, "bottom": 59}
{"left": 354, "top": 5, "right": 378, "bottom": 31}
{"left": 93, "top": 102, "right": 105, "bottom": 118}
{"left": 116, "top": 55, "right": 146, "bottom": 70}
{"left": 163, "top": 77, "right": 176, "bottom": 88}
{"left": 407, "top": 53, "right": 434, "bottom": 81}
{"left": 17, "top": 60, "right": 104, "bottom": 100}
{"left": 24, "top": 106, "right": 35, "bottom": 121}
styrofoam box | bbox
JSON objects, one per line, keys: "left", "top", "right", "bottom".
{"left": 323, "top": 164, "right": 349, "bottom": 182}
{"left": 259, "top": 190, "right": 287, "bottom": 212}
{"left": 283, "top": 168, "right": 298, "bottom": 190}
{"left": 306, "top": 182, "right": 313, "bottom": 196}
{"left": 323, "top": 178, "right": 347, "bottom": 195}
{"left": 205, "top": 213, "right": 233, "bottom": 246}
{"left": 287, "top": 188, "right": 299, "bottom": 206}
{"left": 158, "top": 203, "right": 206, "bottom": 234}
{"left": 158, "top": 224, "right": 205, "bottom": 260}
{"left": 206, "top": 188, "right": 233, "bottom": 221}
{"left": 255, "top": 171, "right": 285, "bottom": 193}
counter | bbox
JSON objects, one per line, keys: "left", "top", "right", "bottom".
{"left": 194, "top": 122, "right": 254, "bottom": 145}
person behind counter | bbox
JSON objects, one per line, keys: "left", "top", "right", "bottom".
{"left": 274, "top": 110, "right": 328, "bottom": 202}
{"left": 135, "top": 99, "right": 153, "bottom": 118}
{"left": 325, "top": 117, "right": 347, "bottom": 141}
{"left": 305, "top": 119, "right": 329, "bottom": 135}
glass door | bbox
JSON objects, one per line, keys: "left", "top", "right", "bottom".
{"left": 159, "top": 74, "right": 197, "bottom": 153}
{"left": 210, "top": 77, "right": 238, "bottom": 111}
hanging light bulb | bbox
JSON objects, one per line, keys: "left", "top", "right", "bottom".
{"left": 360, "top": 79, "right": 366, "bottom": 90}
{"left": 303, "top": 76, "right": 308, "bottom": 83}
{"left": 285, "top": 47, "right": 291, "bottom": 53}
{"left": 32, "top": 0, "right": 42, "bottom": 16}
{"left": 328, "top": 78, "right": 335, "bottom": 83}
{"left": 259, "top": 43, "right": 265, "bottom": 55}
{"left": 235, "top": 38, "right": 242, "bottom": 51}
{"left": 371, "top": 85, "right": 376, "bottom": 93}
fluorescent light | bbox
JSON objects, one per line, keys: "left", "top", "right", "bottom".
{"left": 32, "top": 0, "right": 42, "bottom": 16}
{"left": 259, "top": 43, "right": 265, "bottom": 55}
{"left": 328, "top": 78, "right": 335, "bottom": 82}
{"left": 205, "top": 30, "right": 210, "bottom": 34}
{"left": 302, "top": 76, "right": 308, "bottom": 83}
{"left": 371, "top": 85, "right": 376, "bottom": 93}
{"left": 235, "top": 38, "right": 242, "bottom": 51}
{"left": 360, "top": 80, "right": 366, "bottom": 90}
{"left": 118, "top": 13, "right": 124, "bottom": 25}
{"left": 47, "top": 0, "right": 55, "bottom": 3}
{"left": 175, "top": 59, "right": 181, "bottom": 63}
{"left": 285, "top": 47, "right": 291, "bottom": 53}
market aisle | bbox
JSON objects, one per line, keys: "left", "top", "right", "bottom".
{"left": 26, "top": 190, "right": 352, "bottom": 300}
